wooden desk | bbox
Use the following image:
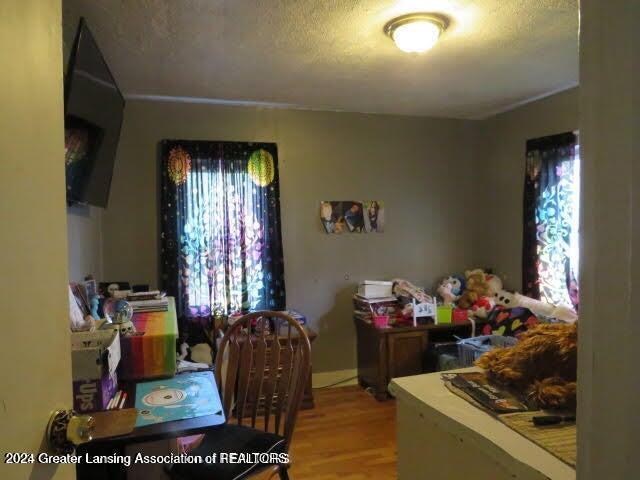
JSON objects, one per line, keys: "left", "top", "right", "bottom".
{"left": 355, "top": 317, "right": 483, "bottom": 400}
{"left": 90, "top": 371, "right": 224, "bottom": 445}
{"left": 389, "top": 368, "right": 576, "bottom": 480}
{"left": 77, "top": 371, "right": 224, "bottom": 479}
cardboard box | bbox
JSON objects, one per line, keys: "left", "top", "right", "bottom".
{"left": 72, "top": 374, "right": 118, "bottom": 413}
{"left": 71, "top": 329, "right": 120, "bottom": 412}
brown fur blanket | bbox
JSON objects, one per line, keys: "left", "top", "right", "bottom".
{"left": 475, "top": 323, "right": 577, "bottom": 410}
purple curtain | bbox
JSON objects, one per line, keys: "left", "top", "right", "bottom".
{"left": 160, "top": 140, "right": 286, "bottom": 330}
{"left": 523, "top": 132, "right": 579, "bottom": 311}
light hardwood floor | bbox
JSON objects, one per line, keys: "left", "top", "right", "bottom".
{"left": 256, "top": 386, "right": 397, "bottom": 480}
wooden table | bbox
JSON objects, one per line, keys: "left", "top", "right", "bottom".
{"left": 355, "top": 316, "right": 484, "bottom": 400}
{"left": 389, "top": 368, "right": 576, "bottom": 480}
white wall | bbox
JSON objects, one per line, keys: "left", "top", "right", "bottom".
{"left": 577, "top": 0, "right": 640, "bottom": 477}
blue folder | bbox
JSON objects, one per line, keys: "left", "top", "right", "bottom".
{"left": 134, "top": 371, "right": 224, "bottom": 427}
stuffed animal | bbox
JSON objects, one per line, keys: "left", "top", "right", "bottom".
{"left": 476, "top": 323, "right": 577, "bottom": 410}
{"left": 549, "top": 305, "right": 578, "bottom": 324}
{"left": 493, "top": 289, "right": 578, "bottom": 323}
{"left": 493, "top": 289, "right": 519, "bottom": 308}
{"left": 437, "top": 279, "right": 458, "bottom": 306}
{"left": 445, "top": 275, "right": 465, "bottom": 297}
{"left": 468, "top": 296, "right": 494, "bottom": 318}
{"left": 457, "top": 269, "right": 491, "bottom": 310}
{"left": 485, "top": 273, "right": 503, "bottom": 297}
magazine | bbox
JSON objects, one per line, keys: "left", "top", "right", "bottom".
{"left": 441, "top": 372, "right": 530, "bottom": 413}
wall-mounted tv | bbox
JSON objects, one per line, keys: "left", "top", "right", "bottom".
{"left": 64, "top": 18, "right": 124, "bottom": 208}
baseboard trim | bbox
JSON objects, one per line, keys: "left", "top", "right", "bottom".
{"left": 312, "top": 369, "right": 358, "bottom": 389}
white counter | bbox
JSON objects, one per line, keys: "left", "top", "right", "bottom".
{"left": 389, "top": 368, "right": 576, "bottom": 480}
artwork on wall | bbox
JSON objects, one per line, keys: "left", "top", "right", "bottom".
{"left": 320, "top": 201, "right": 385, "bottom": 234}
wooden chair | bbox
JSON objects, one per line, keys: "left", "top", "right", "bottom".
{"left": 169, "top": 311, "right": 312, "bottom": 480}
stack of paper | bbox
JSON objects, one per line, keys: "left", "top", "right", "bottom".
{"left": 357, "top": 280, "right": 393, "bottom": 299}
{"left": 126, "top": 291, "right": 167, "bottom": 312}
{"left": 128, "top": 295, "right": 169, "bottom": 313}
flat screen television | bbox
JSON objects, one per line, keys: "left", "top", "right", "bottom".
{"left": 64, "top": 18, "right": 124, "bottom": 207}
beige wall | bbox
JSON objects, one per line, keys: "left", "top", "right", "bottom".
{"left": 75, "top": 87, "right": 581, "bottom": 373}
{"left": 0, "top": 0, "right": 73, "bottom": 478}
{"left": 102, "top": 101, "right": 481, "bottom": 372}
{"left": 63, "top": 3, "right": 581, "bottom": 373}
{"left": 477, "top": 88, "right": 579, "bottom": 290}
{"left": 67, "top": 205, "right": 103, "bottom": 282}
{"left": 577, "top": 0, "right": 640, "bottom": 477}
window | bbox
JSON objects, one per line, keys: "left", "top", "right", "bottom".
{"left": 159, "top": 141, "right": 286, "bottom": 319}
{"left": 523, "top": 132, "right": 579, "bottom": 311}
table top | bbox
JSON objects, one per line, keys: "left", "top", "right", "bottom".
{"left": 389, "top": 367, "right": 575, "bottom": 480}
{"left": 89, "top": 370, "right": 225, "bottom": 446}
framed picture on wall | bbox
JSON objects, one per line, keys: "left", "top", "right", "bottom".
{"left": 363, "top": 200, "right": 384, "bottom": 232}
{"left": 320, "top": 200, "right": 384, "bottom": 234}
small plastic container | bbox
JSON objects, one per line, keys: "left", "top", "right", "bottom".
{"left": 457, "top": 334, "right": 518, "bottom": 367}
{"left": 452, "top": 308, "right": 469, "bottom": 324}
{"left": 373, "top": 315, "right": 390, "bottom": 328}
{"left": 436, "top": 305, "right": 453, "bottom": 324}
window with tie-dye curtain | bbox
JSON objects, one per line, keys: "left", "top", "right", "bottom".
{"left": 523, "top": 132, "right": 579, "bottom": 312}
{"left": 159, "top": 140, "right": 286, "bottom": 325}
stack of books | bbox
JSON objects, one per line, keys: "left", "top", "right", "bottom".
{"left": 353, "top": 293, "right": 401, "bottom": 323}
{"left": 127, "top": 291, "right": 169, "bottom": 313}
{"left": 354, "top": 280, "right": 399, "bottom": 322}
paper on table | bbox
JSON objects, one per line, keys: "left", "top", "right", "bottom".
{"left": 134, "top": 371, "right": 222, "bottom": 427}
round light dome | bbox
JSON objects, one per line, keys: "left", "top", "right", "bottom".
{"left": 385, "top": 13, "right": 448, "bottom": 54}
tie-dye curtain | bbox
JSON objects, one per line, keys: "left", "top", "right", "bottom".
{"left": 523, "top": 132, "right": 579, "bottom": 311}
{"left": 159, "top": 140, "right": 286, "bottom": 323}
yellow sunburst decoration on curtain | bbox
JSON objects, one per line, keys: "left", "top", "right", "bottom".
{"left": 247, "top": 149, "right": 275, "bottom": 187}
{"left": 167, "top": 147, "right": 192, "bottom": 185}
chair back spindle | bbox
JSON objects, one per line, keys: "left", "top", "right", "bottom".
{"left": 215, "top": 311, "right": 311, "bottom": 447}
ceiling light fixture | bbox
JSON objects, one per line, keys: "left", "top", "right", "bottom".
{"left": 384, "top": 13, "right": 448, "bottom": 53}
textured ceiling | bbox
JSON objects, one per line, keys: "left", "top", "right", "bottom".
{"left": 63, "top": 0, "right": 579, "bottom": 119}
